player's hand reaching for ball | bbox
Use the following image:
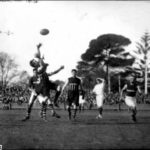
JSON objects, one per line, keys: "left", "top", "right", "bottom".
{"left": 37, "top": 43, "right": 42, "bottom": 49}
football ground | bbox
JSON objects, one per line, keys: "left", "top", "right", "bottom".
{"left": 0, "top": 104, "right": 150, "bottom": 150}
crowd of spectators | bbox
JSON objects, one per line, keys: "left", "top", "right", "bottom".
{"left": 0, "top": 86, "right": 30, "bottom": 109}
{"left": 0, "top": 85, "right": 150, "bottom": 110}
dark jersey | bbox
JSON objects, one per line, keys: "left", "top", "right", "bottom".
{"left": 29, "top": 72, "right": 56, "bottom": 96}
{"left": 37, "top": 72, "right": 51, "bottom": 96}
{"left": 126, "top": 81, "right": 137, "bottom": 97}
{"left": 29, "top": 76, "right": 39, "bottom": 89}
{"left": 39, "top": 73, "right": 49, "bottom": 86}
{"left": 66, "top": 77, "right": 81, "bottom": 106}
{"left": 68, "top": 77, "right": 81, "bottom": 92}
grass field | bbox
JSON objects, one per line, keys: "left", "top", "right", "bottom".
{"left": 0, "top": 103, "right": 150, "bottom": 150}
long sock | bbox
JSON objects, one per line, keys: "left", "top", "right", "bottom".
{"left": 26, "top": 95, "right": 37, "bottom": 118}
{"left": 73, "top": 108, "right": 77, "bottom": 119}
{"left": 132, "top": 107, "right": 137, "bottom": 116}
{"left": 26, "top": 104, "right": 33, "bottom": 118}
{"left": 54, "top": 91, "right": 61, "bottom": 104}
{"left": 98, "top": 107, "right": 103, "bottom": 115}
{"left": 42, "top": 102, "right": 47, "bottom": 119}
{"left": 131, "top": 107, "right": 137, "bottom": 122}
{"left": 40, "top": 105, "right": 44, "bottom": 118}
{"left": 68, "top": 107, "right": 71, "bottom": 119}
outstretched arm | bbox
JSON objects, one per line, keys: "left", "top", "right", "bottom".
{"left": 62, "top": 79, "right": 68, "bottom": 91}
{"left": 137, "top": 85, "right": 142, "bottom": 94}
{"left": 36, "top": 43, "right": 42, "bottom": 59}
{"left": 120, "top": 84, "right": 127, "bottom": 97}
{"left": 36, "top": 43, "right": 46, "bottom": 67}
{"left": 60, "top": 79, "right": 69, "bottom": 96}
{"left": 47, "top": 65, "right": 64, "bottom": 77}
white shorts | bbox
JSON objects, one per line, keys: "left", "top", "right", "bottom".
{"left": 96, "top": 95, "right": 104, "bottom": 108}
{"left": 37, "top": 95, "right": 47, "bottom": 104}
{"left": 125, "top": 96, "right": 136, "bottom": 108}
{"left": 37, "top": 95, "right": 53, "bottom": 105}
{"left": 79, "top": 96, "right": 85, "bottom": 105}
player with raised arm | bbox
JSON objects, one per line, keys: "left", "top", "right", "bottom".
{"left": 22, "top": 43, "right": 64, "bottom": 121}
{"left": 35, "top": 43, "right": 64, "bottom": 107}
{"left": 93, "top": 78, "right": 105, "bottom": 119}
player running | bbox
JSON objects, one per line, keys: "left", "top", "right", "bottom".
{"left": 120, "top": 73, "right": 141, "bottom": 122}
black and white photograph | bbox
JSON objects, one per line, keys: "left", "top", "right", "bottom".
{"left": 0, "top": 0, "right": 150, "bottom": 149}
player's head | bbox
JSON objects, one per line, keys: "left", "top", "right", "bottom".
{"left": 71, "top": 69, "right": 77, "bottom": 77}
{"left": 30, "top": 59, "right": 40, "bottom": 68}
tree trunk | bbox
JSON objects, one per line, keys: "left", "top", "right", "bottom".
{"left": 107, "top": 63, "right": 111, "bottom": 94}
{"left": 106, "top": 49, "right": 111, "bottom": 94}
{"left": 145, "top": 64, "right": 148, "bottom": 94}
{"left": 118, "top": 75, "right": 121, "bottom": 111}
{"left": 118, "top": 75, "right": 121, "bottom": 93}
{"left": 144, "top": 64, "right": 148, "bottom": 103}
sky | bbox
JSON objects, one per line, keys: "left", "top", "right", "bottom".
{"left": 0, "top": 1, "right": 150, "bottom": 81}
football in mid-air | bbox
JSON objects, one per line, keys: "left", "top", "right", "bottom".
{"left": 40, "top": 28, "right": 49, "bottom": 35}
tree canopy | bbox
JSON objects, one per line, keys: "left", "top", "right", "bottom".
{"left": 81, "top": 34, "right": 132, "bottom": 63}
{"left": 77, "top": 34, "right": 135, "bottom": 91}
{"left": 0, "top": 52, "right": 30, "bottom": 89}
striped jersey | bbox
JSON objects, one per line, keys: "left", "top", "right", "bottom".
{"left": 126, "top": 81, "right": 137, "bottom": 97}
{"left": 68, "top": 77, "right": 81, "bottom": 91}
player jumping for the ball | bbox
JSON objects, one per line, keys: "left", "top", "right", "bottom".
{"left": 22, "top": 43, "right": 64, "bottom": 121}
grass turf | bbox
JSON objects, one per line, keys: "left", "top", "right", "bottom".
{"left": 0, "top": 108, "right": 150, "bottom": 149}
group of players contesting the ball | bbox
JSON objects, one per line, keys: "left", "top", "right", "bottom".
{"left": 21, "top": 40, "right": 141, "bottom": 123}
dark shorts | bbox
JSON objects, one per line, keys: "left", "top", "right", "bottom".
{"left": 41, "top": 87, "right": 50, "bottom": 97}
{"left": 67, "top": 91, "right": 79, "bottom": 106}
{"left": 34, "top": 84, "right": 43, "bottom": 95}
{"left": 34, "top": 83, "right": 49, "bottom": 97}
{"left": 48, "top": 81, "right": 57, "bottom": 91}
{"left": 35, "top": 81, "right": 58, "bottom": 97}
{"left": 126, "top": 92, "right": 136, "bottom": 97}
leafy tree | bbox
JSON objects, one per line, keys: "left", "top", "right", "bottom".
{"left": 0, "top": 52, "right": 18, "bottom": 88}
{"left": 79, "top": 34, "right": 135, "bottom": 93}
{"left": 131, "top": 31, "right": 150, "bottom": 95}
